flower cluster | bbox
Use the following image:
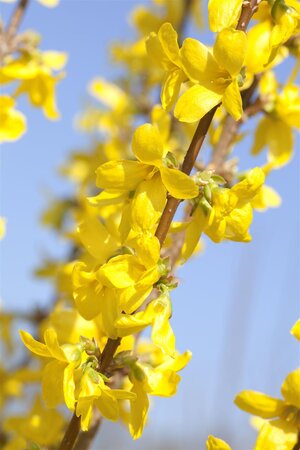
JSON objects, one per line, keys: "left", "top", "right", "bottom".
{"left": 0, "top": 0, "right": 299, "bottom": 448}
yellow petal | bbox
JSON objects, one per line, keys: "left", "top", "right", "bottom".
{"left": 234, "top": 390, "right": 285, "bottom": 418}
{"left": 76, "top": 399, "right": 93, "bottom": 431}
{"left": 181, "top": 206, "right": 210, "bottom": 261}
{"left": 132, "top": 123, "right": 164, "bottom": 166}
{"left": 129, "top": 381, "right": 149, "bottom": 440}
{"left": 115, "top": 311, "right": 152, "bottom": 337}
{"left": 98, "top": 255, "right": 138, "bottom": 288}
{"left": 158, "top": 22, "right": 181, "bottom": 67}
{"left": 225, "top": 203, "right": 253, "bottom": 242}
{"left": 42, "top": 51, "right": 67, "bottom": 70}
{"left": 231, "top": 167, "right": 265, "bottom": 206}
{"left": 131, "top": 175, "right": 166, "bottom": 232}
{"left": 174, "top": 85, "right": 222, "bottom": 123}
{"left": 89, "top": 78, "right": 127, "bottom": 110}
{"left": 44, "top": 328, "right": 67, "bottom": 362}
{"left": 206, "top": 434, "right": 232, "bottom": 450}
{"left": 251, "top": 117, "right": 293, "bottom": 167}
{"left": 19, "top": 330, "right": 51, "bottom": 358}
{"left": 151, "top": 295, "right": 175, "bottom": 357}
{"left": 281, "top": 369, "right": 300, "bottom": 409}
{"left": 161, "top": 68, "right": 185, "bottom": 111}
{"left": 160, "top": 167, "right": 198, "bottom": 199}
{"left": 77, "top": 215, "right": 117, "bottom": 262}
{"left": 96, "top": 160, "right": 150, "bottom": 191}
{"left": 146, "top": 32, "right": 174, "bottom": 71}
{"left": 291, "top": 320, "right": 300, "bottom": 341}
{"left": 0, "top": 96, "right": 26, "bottom": 143}
{"left": 63, "top": 363, "right": 76, "bottom": 410}
{"left": 222, "top": 80, "right": 243, "bottom": 120}
{"left": 254, "top": 420, "right": 298, "bottom": 450}
{"left": 42, "top": 360, "right": 65, "bottom": 408}
{"left": 151, "top": 104, "right": 171, "bottom": 141}
{"left": 72, "top": 263, "right": 103, "bottom": 320}
{"left": 213, "top": 29, "right": 247, "bottom": 76}
{"left": 38, "top": 0, "right": 59, "bottom": 6}
{"left": 208, "top": 0, "right": 243, "bottom": 32}
{"left": 180, "top": 38, "right": 220, "bottom": 85}
{"left": 245, "top": 22, "right": 274, "bottom": 74}
{"left": 111, "top": 389, "right": 137, "bottom": 401}
{"left": 251, "top": 185, "right": 281, "bottom": 211}
{"left": 95, "top": 390, "right": 119, "bottom": 421}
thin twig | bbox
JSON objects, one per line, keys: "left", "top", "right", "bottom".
{"left": 155, "top": 106, "right": 218, "bottom": 245}
{"left": 5, "top": 0, "right": 29, "bottom": 43}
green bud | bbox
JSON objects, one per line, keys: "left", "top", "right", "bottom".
{"left": 114, "top": 351, "right": 138, "bottom": 367}
{"left": 199, "top": 197, "right": 212, "bottom": 215}
{"left": 196, "top": 170, "right": 214, "bottom": 185}
{"left": 86, "top": 356, "right": 99, "bottom": 371}
{"left": 163, "top": 152, "right": 179, "bottom": 168}
{"left": 87, "top": 367, "right": 101, "bottom": 383}
{"left": 157, "top": 257, "right": 170, "bottom": 277}
{"left": 132, "top": 363, "right": 146, "bottom": 382}
{"left": 211, "top": 174, "right": 226, "bottom": 185}
{"left": 204, "top": 184, "right": 212, "bottom": 203}
{"left": 271, "top": 0, "right": 291, "bottom": 21}
{"left": 29, "top": 443, "right": 41, "bottom": 450}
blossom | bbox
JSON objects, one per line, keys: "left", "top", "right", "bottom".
{"left": 206, "top": 435, "right": 232, "bottom": 450}
{"left": 235, "top": 368, "right": 300, "bottom": 449}
{"left": 175, "top": 27, "right": 247, "bottom": 122}
{"left": 0, "top": 96, "right": 26, "bottom": 143}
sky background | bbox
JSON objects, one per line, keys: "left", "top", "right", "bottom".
{"left": 0, "top": 1, "right": 299, "bottom": 449}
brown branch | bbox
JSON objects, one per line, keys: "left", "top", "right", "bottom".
{"left": 73, "top": 410, "right": 102, "bottom": 450}
{"left": 0, "top": 0, "right": 30, "bottom": 63}
{"left": 5, "top": 0, "right": 29, "bottom": 43}
{"left": 293, "top": 432, "right": 300, "bottom": 450}
{"left": 58, "top": 411, "right": 81, "bottom": 450}
{"left": 58, "top": 2, "right": 259, "bottom": 449}
{"left": 236, "top": 0, "right": 260, "bottom": 32}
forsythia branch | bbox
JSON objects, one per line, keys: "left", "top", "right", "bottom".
{"left": 58, "top": 1, "right": 260, "bottom": 449}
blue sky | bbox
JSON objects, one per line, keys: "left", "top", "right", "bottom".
{"left": 0, "top": 1, "right": 299, "bottom": 449}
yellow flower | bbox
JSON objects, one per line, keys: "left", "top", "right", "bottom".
{"left": 20, "top": 328, "right": 82, "bottom": 409}
{"left": 206, "top": 435, "right": 232, "bottom": 450}
{"left": 268, "top": 0, "right": 300, "bottom": 62}
{"left": 115, "top": 290, "right": 176, "bottom": 357}
{"left": 235, "top": 368, "right": 300, "bottom": 449}
{"left": 128, "top": 348, "right": 191, "bottom": 439}
{"left": 252, "top": 72, "right": 300, "bottom": 167}
{"left": 76, "top": 366, "right": 136, "bottom": 431}
{"left": 1, "top": 51, "right": 67, "bottom": 119}
{"left": 0, "top": 96, "right": 26, "bottom": 143}
{"left": 182, "top": 168, "right": 265, "bottom": 259}
{"left": 175, "top": 28, "right": 247, "bottom": 122}
{"left": 146, "top": 23, "right": 187, "bottom": 110}
{"left": 3, "top": 396, "right": 64, "bottom": 447}
{"left": 96, "top": 122, "right": 198, "bottom": 201}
